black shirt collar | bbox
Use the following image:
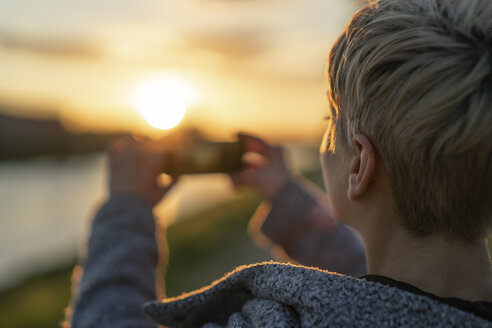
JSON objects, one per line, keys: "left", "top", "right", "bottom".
{"left": 361, "top": 274, "right": 492, "bottom": 322}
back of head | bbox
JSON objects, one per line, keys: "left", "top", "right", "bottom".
{"left": 327, "top": 0, "right": 492, "bottom": 241}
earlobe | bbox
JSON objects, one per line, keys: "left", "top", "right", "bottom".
{"left": 347, "top": 134, "right": 376, "bottom": 201}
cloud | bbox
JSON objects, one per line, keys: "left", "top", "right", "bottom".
{"left": 0, "top": 30, "right": 100, "bottom": 58}
{"left": 182, "top": 29, "right": 269, "bottom": 59}
{"left": 0, "top": 27, "right": 268, "bottom": 62}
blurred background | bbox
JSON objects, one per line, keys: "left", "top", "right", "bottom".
{"left": 0, "top": 1, "right": 368, "bottom": 327}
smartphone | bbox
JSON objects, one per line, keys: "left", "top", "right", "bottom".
{"left": 163, "top": 140, "right": 243, "bottom": 176}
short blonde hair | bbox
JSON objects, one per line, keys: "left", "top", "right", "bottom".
{"left": 326, "top": 0, "right": 492, "bottom": 241}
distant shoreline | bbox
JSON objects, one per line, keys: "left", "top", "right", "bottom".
{"left": 0, "top": 112, "right": 121, "bottom": 161}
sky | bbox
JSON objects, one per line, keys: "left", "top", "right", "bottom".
{"left": 0, "top": 0, "right": 362, "bottom": 141}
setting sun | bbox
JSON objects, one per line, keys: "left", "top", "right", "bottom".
{"left": 131, "top": 76, "right": 194, "bottom": 130}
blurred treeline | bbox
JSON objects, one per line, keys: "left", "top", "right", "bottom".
{"left": 0, "top": 108, "right": 121, "bottom": 160}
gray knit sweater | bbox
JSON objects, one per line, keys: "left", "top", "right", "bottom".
{"left": 70, "top": 195, "right": 491, "bottom": 327}
{"left": 144, "top": 262, "right": 490, "bottom": 328}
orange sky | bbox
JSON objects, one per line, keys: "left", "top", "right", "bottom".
{"left": 0, "top": 0, "right": 362, "bottom": 142}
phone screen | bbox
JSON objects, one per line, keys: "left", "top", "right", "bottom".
{"left": 164, "top": 141, "right": 242, "bottom": 175}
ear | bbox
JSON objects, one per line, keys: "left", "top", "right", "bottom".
{"left": 347, "top": 134, "right": 376, "bottom": 201}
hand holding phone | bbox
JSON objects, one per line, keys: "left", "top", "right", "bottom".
{"left": 230, "top": 134, "right": 292, "bottom": 199}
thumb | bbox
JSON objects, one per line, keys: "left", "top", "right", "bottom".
{"left": 238, "top": 133, "right": 273, "bottom": 156}
{"left": 230, "top": 170, "right": 259, "bottom": 189}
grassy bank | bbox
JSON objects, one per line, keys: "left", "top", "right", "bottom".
{"left": 0, "top": 190, "right": 270, "bottom": 328}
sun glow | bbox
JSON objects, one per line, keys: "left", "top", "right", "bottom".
{"left": 131, "top": 75, "right": 194, "bottom": 130}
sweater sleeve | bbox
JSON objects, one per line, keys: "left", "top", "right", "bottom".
{"left": 70, "top": 195, "right": 159, "bottom": 328}
{"left": 249, "top": 179, "right": 366, "bottom": 276}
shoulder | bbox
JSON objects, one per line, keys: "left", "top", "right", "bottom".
{"left": 144, "top": 262, "right": 491, "bottom": 327}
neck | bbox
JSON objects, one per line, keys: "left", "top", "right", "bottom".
{"left": 363, "top": 227, "right": 492, "bottom": 302}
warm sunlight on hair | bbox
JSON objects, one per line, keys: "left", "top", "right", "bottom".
{"left": 131, "top": 75, "right": 195, "bottom": 130}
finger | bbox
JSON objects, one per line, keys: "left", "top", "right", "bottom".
{"left": 157, "top": 174, "right": 180, "bottom": 190}
{"left": 109, "top": 136, "right": 139, "bottom": 158}
{"left": 121, "top": 134, "right": 143, "bottom": 151}
{"left": 131, "top": 133, "right": 149, "bottom": 142}
{"left": 242, "top": 152, "right": 268, "bottom": 170}
{"left": 157, "top": 174, "right": 173, "bottom": 188}
{"left": 141, "top": 155, "right": 166, "bottom": 185}
{"left": 270, "top": 146, "right": 285, "bottom": 163}
{"left": 121, "top": 133, "right": 136, "bottom": 144}
{"left": 108, "top": 138, "right": 127, "bottom": 156}
{"left": 237, "top": 133, "right": 272, "bottom": 156}
{"left": 146, "top": 150, "right": 166, "bottom": 168}
{"left": 230, "top": 170, "right": 258, "bottom": 188}
{"left": 230, "top": 173, "right": 245, "bottom": 188}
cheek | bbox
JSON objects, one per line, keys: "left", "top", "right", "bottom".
{"left": 320, "top": 152, "right": 348, "bottom": 221}
{"left": 320, "top": 151, "right": 332, "bottom": 194}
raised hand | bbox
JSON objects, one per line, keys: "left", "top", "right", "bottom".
{"left": 230, "top": 133, "right": 292, "bottom": 199}
{"left": 108, "top": 136, "right": 178, "bottom": 207}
